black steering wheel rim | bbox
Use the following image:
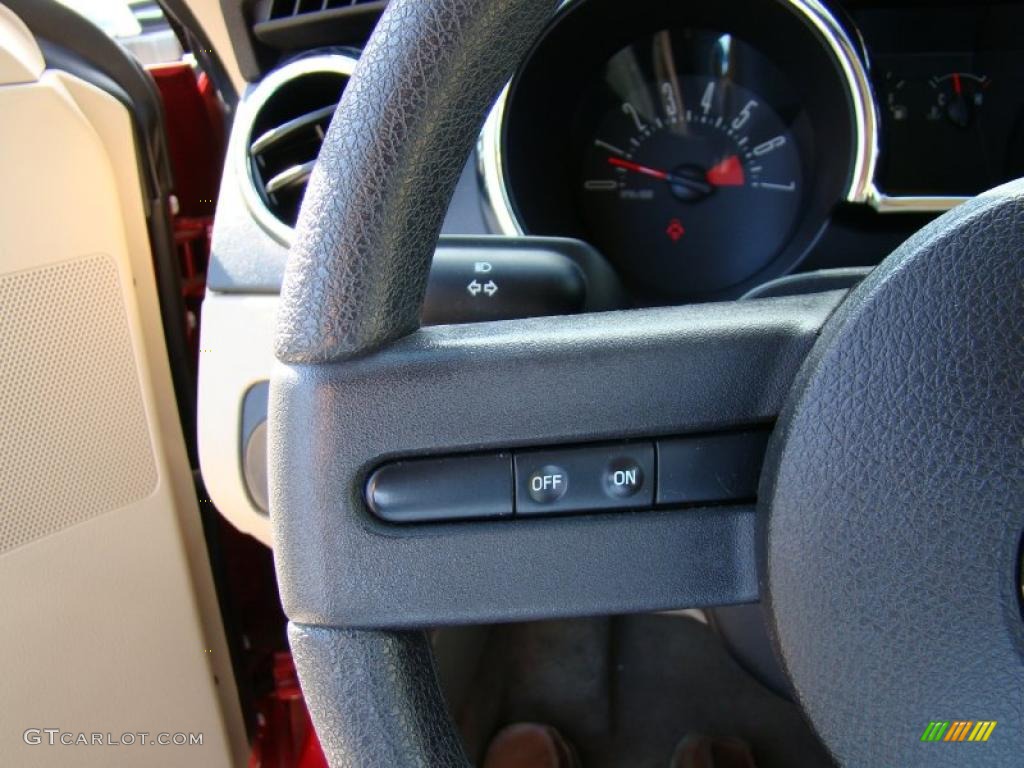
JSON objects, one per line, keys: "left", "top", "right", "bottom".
{"left": 274, "top": 2, "right": 558, "bottom": 764}
{"left": 270, "top": 0, "right": 1024, "bottom": 765}
{"left": 275, "top": 0, "right": 560, "bottom": 366}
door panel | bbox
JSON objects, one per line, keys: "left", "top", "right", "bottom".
{"left": 0, "top": 7, "right": 246, "bottom": 765}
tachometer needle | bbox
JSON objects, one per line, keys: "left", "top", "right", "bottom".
{"left": 607, "top": 154, "right": 744, "bottom": 192}
{"left": 607, "top": 156, "right": 712, "bottom": 197}
{"left": 607, "top": 156, "right": 669, "bottom": 180}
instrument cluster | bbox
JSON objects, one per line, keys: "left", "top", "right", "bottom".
{"left": 480, "top": 0, "right": 1024, "bottom": 302}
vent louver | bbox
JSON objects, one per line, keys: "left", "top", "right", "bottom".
{"left": 251, "top": 0, "right": 386, "bottom": 53}
{"left": 265, "top": 0, "right": 381, "bottom": 21}
{"left": 242, "top": 55, "right": 357, "bottom": 237}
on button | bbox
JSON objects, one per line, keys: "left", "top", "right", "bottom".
{"left": 604, "top": 458, "right": 644, "bottom": 498}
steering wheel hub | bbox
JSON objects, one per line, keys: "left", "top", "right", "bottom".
{"left": 761, "top": 182, "right": 1024, "bottom": 766}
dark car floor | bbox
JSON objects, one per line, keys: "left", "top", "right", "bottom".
{"left": 437, "top": 614, "right": 834, "bottom": 768}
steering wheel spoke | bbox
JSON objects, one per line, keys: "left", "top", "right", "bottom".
{"left": 272, "top": 291, "right": 842, "bottom": 626}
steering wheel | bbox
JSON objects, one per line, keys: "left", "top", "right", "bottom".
{"left": 268, "top": 0, "right": 1024, "bottom": 765}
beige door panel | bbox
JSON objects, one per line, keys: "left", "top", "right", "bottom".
{"left": 0, "top": 8, "right": 246, "bottom": 765}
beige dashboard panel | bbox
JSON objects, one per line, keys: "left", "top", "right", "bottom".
{"left": 0, "top": 4, "right": 41, "bottom": 83}
{"left": 0, "top": 14, "right": 246, "bottom": 767}
{"left": 198, "top": 291, "right": 277, "bottom": 545}
{"left": 188, "top": 0, "right": 246, "bottom": 90}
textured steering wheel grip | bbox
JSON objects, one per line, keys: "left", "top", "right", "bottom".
{"left": 275, "top": 0, "right": 558, "bottom": 363}
{"left": 275, "top": 1, "right": 556, "bottom": 765}
{"left": 289, "top": 625, "right": 469, "bottom": 767}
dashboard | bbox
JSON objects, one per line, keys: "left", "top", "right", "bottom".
{"left": 200, "top": 0, "right": 1024, "bottom": 545}
{"left": 480, "top": 0, "right": 1024, "bottom": 301}
{"left": 211, "top": 0, "right": 1024, "bottom": 305}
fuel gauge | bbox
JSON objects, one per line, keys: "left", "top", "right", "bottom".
{"left": 928, "top": 72, "right": 989, "bottom": 128}
{"left": 881, "top": 70, "right": 912, "bottom": 122}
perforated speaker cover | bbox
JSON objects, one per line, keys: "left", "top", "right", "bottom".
{"left": 0, "top": 255, "right": 157, "bottom": 555}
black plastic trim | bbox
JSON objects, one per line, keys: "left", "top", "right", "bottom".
{"left": 253, "top": 3, "right": 386, "bottom": 51}
{"left": 159, "top": 0, "right": 239, "bottom": 109}
{"left": 741, "top": 267, "right": 872, "bottom": 300}
{"left": 208, "top": 233, "right": 626, "bottom": 308}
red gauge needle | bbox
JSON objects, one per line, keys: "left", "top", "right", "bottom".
{"left": 607, "top": 156, "right": 669, "bottom": 180}
{"left": 607, "top": 154, "right": 745, "bottom": 188}
{"left": 953, "top": 72, "right": 962, "bottom": 96}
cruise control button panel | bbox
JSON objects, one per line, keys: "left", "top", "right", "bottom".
{"left": 515, "top": 444, "right": 655, "bottom": 516}
{"left": 365, "top": 429, "right": 770, "bottom": 523}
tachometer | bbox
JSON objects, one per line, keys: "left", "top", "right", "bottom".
{"left": 488, "top": 0, "right": 865, "bottom": 301}
{"left": 579, "top": 48, "right": 803, "bottom": 295}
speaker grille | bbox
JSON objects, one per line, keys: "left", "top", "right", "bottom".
{"left": 0, "top": 256, "right": 157, "bottom": 555}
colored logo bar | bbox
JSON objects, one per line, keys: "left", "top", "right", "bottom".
{"left": 921, "top": 721, "right": 996, "bottom": 742}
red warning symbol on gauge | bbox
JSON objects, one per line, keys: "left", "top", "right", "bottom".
{"left": 665, "top": 218, "right": 685, "bottom": 242}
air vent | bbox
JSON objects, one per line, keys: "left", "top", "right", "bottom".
{"left": 264, "top": 0, "right": 381, "bottom": 22}
{"left": 251, "top": 1, "right": 386, "bottom": 51}
{"left": 240, "top": 55, "right": 358, "bottom": 240}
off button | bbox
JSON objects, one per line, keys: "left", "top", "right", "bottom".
{"left": 527, "top": 465, "right": 569, "bottom": 503}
